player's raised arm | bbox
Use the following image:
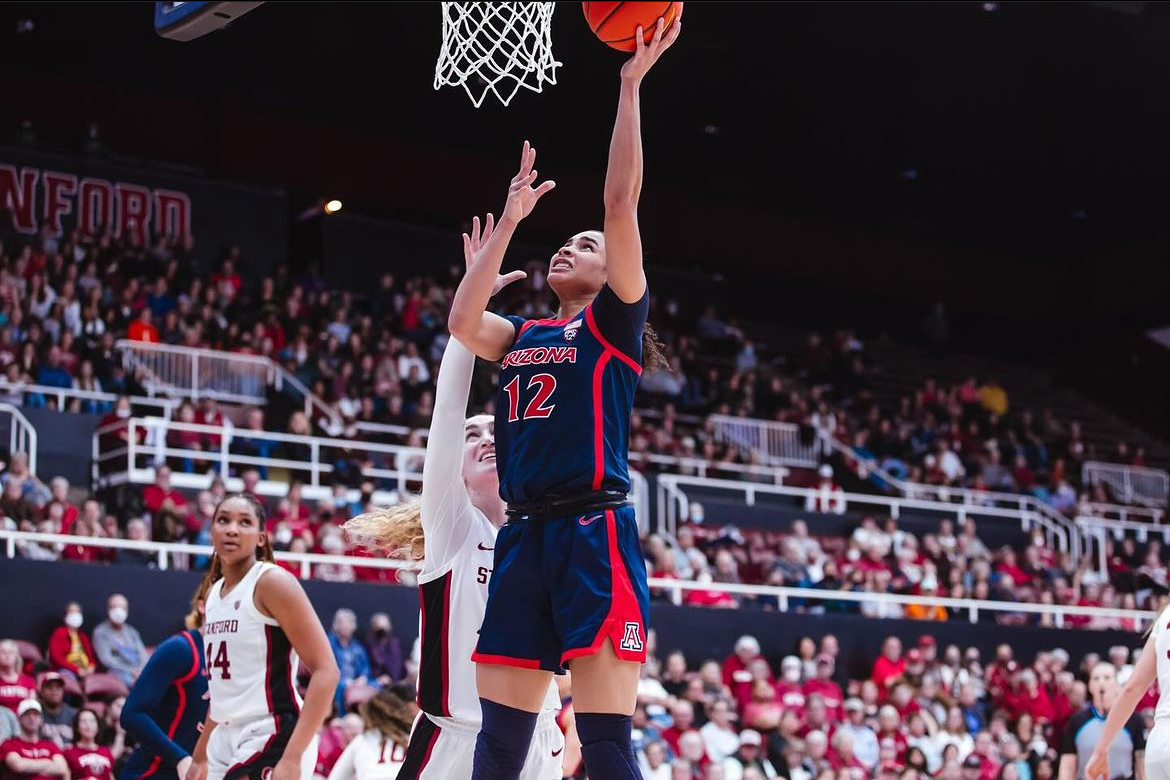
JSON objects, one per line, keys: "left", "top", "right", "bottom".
{"left": 602, "top": 11, "right": 682, "bottom": 304}
{"left": 448, "top": 141, "right": 556, "bottom": 361}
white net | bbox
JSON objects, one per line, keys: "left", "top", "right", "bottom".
{"left": 435, "top": 2, "right": 561, "bottom": 108}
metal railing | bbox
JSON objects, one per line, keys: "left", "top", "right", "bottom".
{"left": 708, "top": 415, "right": 819, "bottom": 468}
{"left": 0, "top": 403, "right": 37, "bottom": 472}
{"left": 655, "top": 473, "right": 1072, "bottom": 552}
{"left": 0, "top": 529, "right": 409, "bottom": 580}
{"left": 1083, "top": 460, "right": 1170, "bottom": 508}
{"left": 629, "top": 451, "right": 789, "bottom": 484}
{"left": 93, "top": 417, "right": 427, "bottom": 497}
{"left": 117, "top": 340, "right": 339, "bottom": 428}
{"left": 0, "top": 380, "right": 177, "bottom": 417}
{"left": 2, "top": 530, "right": 1151, "bottom": 630}
{"left": 1076, "top": 514, "right": 1170, "bottom": 576}
{"left": 1078, "top": 502, "right": 1165, "bottom": 524}
{"left": 829, "top": 438, "right": 1080, "bottom": 551}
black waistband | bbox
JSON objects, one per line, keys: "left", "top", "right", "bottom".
{"left": 506, "top": 490, "right": 629, "bottom": 522}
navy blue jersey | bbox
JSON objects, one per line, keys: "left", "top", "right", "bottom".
{"left": 496, "top": 285, "right": 648, "bottom": 505}
{"left": 120, "top": 629, "right": 207, "bottom": 780}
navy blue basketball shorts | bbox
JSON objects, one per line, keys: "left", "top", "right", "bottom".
{"left": 472, "top": 504, "right": 650, "bottom": 672}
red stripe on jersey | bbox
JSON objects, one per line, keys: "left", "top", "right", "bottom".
{"left": 590, "top": 352, "right": 611, "bottom": 491}
{"left": 561, "top": 510, "right": 646, "bottom": 665}
{"left": 470, "top": 652, "right": 542, "bottom": 670}
{"left": 584, "top": 305, "right": 642, "bottom": 375}
{"left": 141, "top": 632, "right": 201, "bottom": 780}
{"left": 415, "top": 721, "right": 441, "bottom": 776}
{"left": 440, "top": 573, "right": 452, "bottom": 717}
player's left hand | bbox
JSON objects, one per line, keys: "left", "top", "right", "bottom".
{"left": 270, "top": 757, "right": 301, "bottom": 780}
{"left": 620, "top": 8, "right": 683, "bottom": 83}
{"left": 1084, "top": 750, "right": 1109, "bottom": 780}
{"left": 462, "top": 213, "right": 527, "bottom": 297}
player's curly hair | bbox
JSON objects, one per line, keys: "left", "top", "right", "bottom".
{"left": 359, "top": 688, "right": 415, "bottom": 747}
{"left": 204, "top": 493, "right": 276, "bottom": 590}
{"left": 343, "top": 501, "right": 425, "bottom": 562}
{"left": 642, "top": 322, "right": 668, "bottom": 371}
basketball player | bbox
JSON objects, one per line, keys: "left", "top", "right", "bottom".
{"left": 1085, "top": 617, "right": 1166, "bottom": 780}
{"left": 344, "top": 223, "right": 563, "bottom": 780}
{"left": 446, "top": 13, "right": 681, "bottom": 780}
{"left": 325, "top": 689, "right": 414, "bottom": 780}
{"left": 186, "top": 495, "right": 339, "bottom": 780}
{"left": 121, "top": 577, "right": 212, "bottom": 780}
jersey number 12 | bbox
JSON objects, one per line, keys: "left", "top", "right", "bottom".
{"left": 503, "top": 374, "right": 557, "bottom": 422}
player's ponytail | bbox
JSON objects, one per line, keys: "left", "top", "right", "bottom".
{"left": 359, "top": 688, "right": 415, "bottom": 748}
{"left": 184, "top": 566, "right": 218, "bottom": 630}
{"left": 344, "top": 502, "right": 425, "bottom": 562}
{"left": 642, "top": 322, "right": 669, "bottom": 371}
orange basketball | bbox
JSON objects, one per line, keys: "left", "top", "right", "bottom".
{"left": 583, "top": 2, "right": 682, "bottom": 52}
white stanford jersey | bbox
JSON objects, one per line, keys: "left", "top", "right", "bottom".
{"left": 414, "top": 339, "right": 558, "bottom": 724}
{"left": 327, "top": 731, "right": 405, "bottom": 780}
{"left": 1155, "top": 611, "right": 1170, "bottom": 722}
{"left": 203, "top": 561, "right": 302, "bottom": 724}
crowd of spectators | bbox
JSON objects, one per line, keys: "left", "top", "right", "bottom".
{"left": 2, "top": 602, "right": 1158, "bottom": 780}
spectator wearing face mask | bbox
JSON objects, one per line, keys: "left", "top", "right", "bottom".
{"left": 92, "top": 594, "right": 146, "bottom": 687}
{"left": 775, "top": 656, "right": 808, "bottom": 717}
{"left": 805, "top": 465, "right": 846, "bottom": 515}
{"left": 47, "top": 603, "right": 95, "bottom": 680}
{"left": 365, "top": 614, "right": 404, "bottom": 687}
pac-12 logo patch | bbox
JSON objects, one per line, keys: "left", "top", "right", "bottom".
{"left": 563, "top": 320, "right": 581, "bottom": 342}
{"left": 619, "top": 622, "right": 644, "bottom": 653}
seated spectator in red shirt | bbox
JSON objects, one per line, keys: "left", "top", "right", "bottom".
{"left": 1, "top": 481, "right": 38, "bottom": 529}
{"left": 875, "top": 705, "right": 908, "bottom": 763}
{"left": 775, "top": 656, "right": 807, "bottom": 718}
{"left": 62, "top": 709, "right": 114, "bottom": 780}
{"left": 97, "top": 398, "right": 146, "bottom": 468}
{"left": 314, "top": 713, "right": 364, "bottom": 778}
{"left": 985, "top": 644, "right": 1018, "bottom": 702}
{"left": 995, "top": 548, "right": 1031, "bottom": 588}
{"left": 800, "top": 694, "right": 835, "bottom": 740}
{"left": 1, "top": 700, "right": 68, "bottom": 780}
{"left": 196, "top": 398, "right": 224, "bottom": 451}
{"left": 44, "top": 479, "right": 77, "bottom": 535}
{"left": 804, "top": 654, "right": 845, "bottom": 722}
{"left": 142, "top": 466, "right": 189, "bottom": 541}
{"left": 61, "top": 513, "right": 107, "bottom": 564}
{"left": 660, "top": 700, "right": 698, "bottom": 756}
{"left": 969, "top": 732, "right": 1002, "bottom": 780}
{"left": 872, "top": 637, "right": 906, "bottom": 694}
{"left": 0, "top": 642, "right": 36, "bottom": 714}
{"left": 742, "top": 680, "right": 783, "bottom": 734}
{"left": 125, "top": 309, "right": 159, "bottom": 344}
{"left": 275, "top": 481, "right": 311, "bottom": 526}
{"left": 723, "top": 635, "right": 767, "bottom": 699}
{"left": 1007, "top": 670, "right": 1054, "bottom": 724}
{"left": 683, "top": 569, "right": 737, "bottom": 609}
{"left": 47, "top": 603, "right": 96, "bottom": 680}
{"left": 674, "top": 731, "right": 710, "bottom": 779}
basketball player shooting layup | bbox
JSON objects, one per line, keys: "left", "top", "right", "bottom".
{"left": 446, "top": 12, "right": 682, "bottom": 780}
{"left": 343, "top": 227, "right": 564, "bottom": 780}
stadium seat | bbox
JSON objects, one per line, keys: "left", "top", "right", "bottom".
{"left": 83, "top": 672, "right": 129, "bottom": 702}
{"left": 13, "top": 640, "right": 43, "bottom": 667}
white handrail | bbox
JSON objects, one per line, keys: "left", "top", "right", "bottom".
{"left": 1079, "top": 502, "right": 1165, "bottom": 524}
{"left": 629, "top": 451, "right": 789, "bottom": 483}
{"left": 117, "top": 340, "right": 339, "bottom": 428}
{"left": 708, "top": 414, "right": 819, "bottom": 467}
{"left": 656, "top": 473, "right": 1071, "bottom": 552}
{"left": 0, "top": 380, "right": 177, "bottom": 417}
{"left": 828, "top": 438, "right": 1080, "bottom": 552}
{"left": 0, "top": 403, "right": 37, "bottom": 474}
{"left": 1075, "top": 515, "right": 1170, "bottom": 577}
{"left": 2, "top": 529, "right": 1150, "bottom": 629}
{"left": 1083, "top": 460, "right": 1170, "bottom": 508}
{"left": 0, "top": 529, "right": 410, "bottom": 578}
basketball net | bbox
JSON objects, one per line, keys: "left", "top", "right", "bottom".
{"left": 435, "top": 2, "right": 560, "bottom": 108}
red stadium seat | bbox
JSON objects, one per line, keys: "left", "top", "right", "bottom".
{"left": 85, "top": 700, "right": 108, "bottom": 720}
{"left": 62, "top": 675, "right": 85, "bottom": 706}
{"left": 13, "top": 640, "right": 43, "bottom": 668}
{"left": 83, "top": 673, "right": 129, "bottom": 702}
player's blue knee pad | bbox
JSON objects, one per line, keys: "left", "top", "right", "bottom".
{"left": 471, "top": 698, "right": 538, "bottom": 780}
{"left": 576, "top": 712, "right": 642, "bottom": 780}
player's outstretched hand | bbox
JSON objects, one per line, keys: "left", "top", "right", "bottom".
{"left": 462, "top": 212, "right": 527, "bottom": 297}
{"left": 620, "top": 8, "right": 682, "bottom": 83}
{"left": 501, "top": 140, "right": 555, "bottom": 225}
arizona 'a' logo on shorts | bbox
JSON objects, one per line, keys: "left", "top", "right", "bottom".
{"left": 619, "top": 621, "right": 644, "bottom": 652}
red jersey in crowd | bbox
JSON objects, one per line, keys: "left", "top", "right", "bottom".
{"left": 0, "top": 674, "right": 35, "bottom": 713}
{"left": 659, "top": 725, "right": 697, "bottom": 756}
{"left": 63, "top": 746, "right": 114, "bottom": 780}
{"left": 723, "top": 655, "right": 769, "bottom": 705}
{"left": 47, "top": 628, "right": 96, "bottom": 678}
{"left": 871, "top": 655, "right": 905, "bottom": 690}
{"left": 876, "top": 729, "right": 908, "bottom": 762}
{"left": 1, "top": 736, "right": 63, "bottom": 780}
{"left": 774, "top": 681, "right": 807, "bottom": 718}
{"left": 143, "top": 486, "right": 187, "bottom": 517}
{"left": 804, "top": 679, "right": 845, "bottom": 722}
